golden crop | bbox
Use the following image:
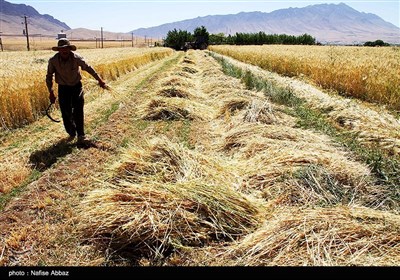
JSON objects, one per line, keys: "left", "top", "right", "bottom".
{"left": 0, "top": 47, "right": 174, "bottom": 130}
{"left": 0, "top": 38, "right": 152, "bottom": 52}
{"left": 209, "top": 45, "right": 400, "bottom": 111}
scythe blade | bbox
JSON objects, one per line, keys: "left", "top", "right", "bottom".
{"left": 45, "top": 103, "right": 61, "bottom": 123}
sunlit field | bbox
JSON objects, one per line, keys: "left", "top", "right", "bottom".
{"left": 209, "top": 45, "right": 400, "bottom": 112}
{"left": 0, "top": 50, "right": 398, "bottom": 267}
{"left": 0, "top": 37, "right": 153, "bottom": 51}
{"left": 0, "top": 47, "right": 174, "bottom": 129}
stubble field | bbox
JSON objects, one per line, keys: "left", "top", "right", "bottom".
{"left": 0, "top": 45, "right": 399, "bottom": 267}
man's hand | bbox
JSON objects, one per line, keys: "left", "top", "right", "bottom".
{"left": 98, "top": 80, "right": 108, "bottom": 89}
{"left": 49, "top": 90, "right": 56, "bottom": 104}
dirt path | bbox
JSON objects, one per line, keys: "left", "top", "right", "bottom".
{"left": 0, "top": 50, "right": 399, "bottom": 267}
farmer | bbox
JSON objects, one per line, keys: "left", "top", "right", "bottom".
{"left": 46, "top": 38, "right": 107, "bottom": 145}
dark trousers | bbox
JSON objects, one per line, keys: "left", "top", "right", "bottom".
{"left": 58, "top": 82, "right": 85, "bottom": 137}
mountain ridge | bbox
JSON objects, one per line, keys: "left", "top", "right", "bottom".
{"left": 0, "top": 0, "right": 69, "bottom": 35}
{"left": 130, "top": 3, "right": 400, "bottom": 44}
{"left": 1, "top": 1, "right": 399, "bottom": 44}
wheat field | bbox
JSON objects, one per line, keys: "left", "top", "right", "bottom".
{"left": 209, "top": 45, "right": 400, "bottom": 112}
{"left": 0, "top": 37, "right": 151, "bottom": 52}
{"left": 0, "top": 47, "right": 174, "bottom": 129}
{"left": 0, "top": 46, "right": 399, "bottom": 268}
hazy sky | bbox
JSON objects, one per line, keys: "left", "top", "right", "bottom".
{"left": 6, "top": 0, "right": 400, "bottom": 32}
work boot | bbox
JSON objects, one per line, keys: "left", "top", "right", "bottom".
{"left": 77, "top": 135, "right": 86, "bottom": 144}
{"left": 65, "top": 134, "right": 76, "bottom": 142}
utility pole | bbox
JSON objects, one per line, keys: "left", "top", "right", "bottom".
{"left": 131, "top": 32, "right": 134, "bottom": 47}
{"left": 0, "top": 32, "right": 3, "bottom": 51}
{"left": 100, "top": 27, "right": 104, "bottom": 48}
{"left": 22, "top": 15, "right": 30, "bottom": 51}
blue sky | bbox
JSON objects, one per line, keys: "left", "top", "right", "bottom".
{"left": 6, "top": 0, "right": 400, "bottom": 32}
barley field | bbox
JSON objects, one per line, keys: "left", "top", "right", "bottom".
{"left": 209, "top": 45, "right": 400, "bottom": 112}
{"left": 0, "top": 47, "right": 399, "bottom": 268}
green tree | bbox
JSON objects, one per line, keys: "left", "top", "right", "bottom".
{"left": 364, "top": 40, "right": 390, "bottom": 47}
{"left": 192, "top": 26, "right": 210, "bottom": 49}
{"left": 193, "top": 26, "right": 210, "bottom": 45}
{"left": 164, "top": 28, "right": 193, "bottom": 50}
{"left": 209, "top": 33, "right": 226, "bottom": 45}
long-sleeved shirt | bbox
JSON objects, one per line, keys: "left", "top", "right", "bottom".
{"left": 46, "top": 51, "right": 101, "bottom": 92}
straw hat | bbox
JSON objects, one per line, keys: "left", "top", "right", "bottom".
{"left": 52, "top": 38, "right": 77, "bottom": 51}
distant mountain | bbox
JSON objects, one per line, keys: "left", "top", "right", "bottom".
{"left": 130, "top": 3, "right": 400, "bottom": 44}
{"left": 0, "top": 0, "right": 69, "bottom": 36}
{"left": 0, "top": 0, "right": 137, "bottom": 40}
{"left": 1, "top": 1, "right": 398, "bottom": 44}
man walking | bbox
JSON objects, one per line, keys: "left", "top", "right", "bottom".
{"left": 46, "top": 38, "right": 107, "bottom": 145}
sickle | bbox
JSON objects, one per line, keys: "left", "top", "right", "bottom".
{"left": 45, "top": 103, "right": 61, "bottom": 123}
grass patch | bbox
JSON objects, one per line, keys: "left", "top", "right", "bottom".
{"left": 178, "top": 119, "right": 194, "bottom": 149}
{"left": 87, "top": 102, "right": 120, "bottom": 134}
{"left": 216, "top": 56, "right": 302, "bottom": 107}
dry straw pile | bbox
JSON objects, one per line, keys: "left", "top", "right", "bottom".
{"left": 218, "top": 206, "right": 400, "bottom": 266}
{"left": 75, "top": 50, "right": 399, "bottom": 266}
{"left": 211, "top": 49, "right": 400, "bottom": 156}
{"left": 78, "top": 136, "right": 263, "bottom": 258}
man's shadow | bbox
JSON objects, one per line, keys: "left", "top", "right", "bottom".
{"left": 29, "top": 138, "right": 75, "bottom": 172}
{"left": 76, "top": 139, "right": 99, "bottom": 150}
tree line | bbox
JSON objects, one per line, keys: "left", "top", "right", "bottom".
{"left": 162, "top": 26, "right": 317, "bottom": 50}
{"left": 163, "top": 26, "right": 209, "bottom": 50}
{"left": 162, "top": 26, "right": 392, "bottom": 50}
{"left": 209, "top": 32, "right": 316, "bottom": 45}
{"left": 363, "top": 40, "right": 390, "bottom": 47}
